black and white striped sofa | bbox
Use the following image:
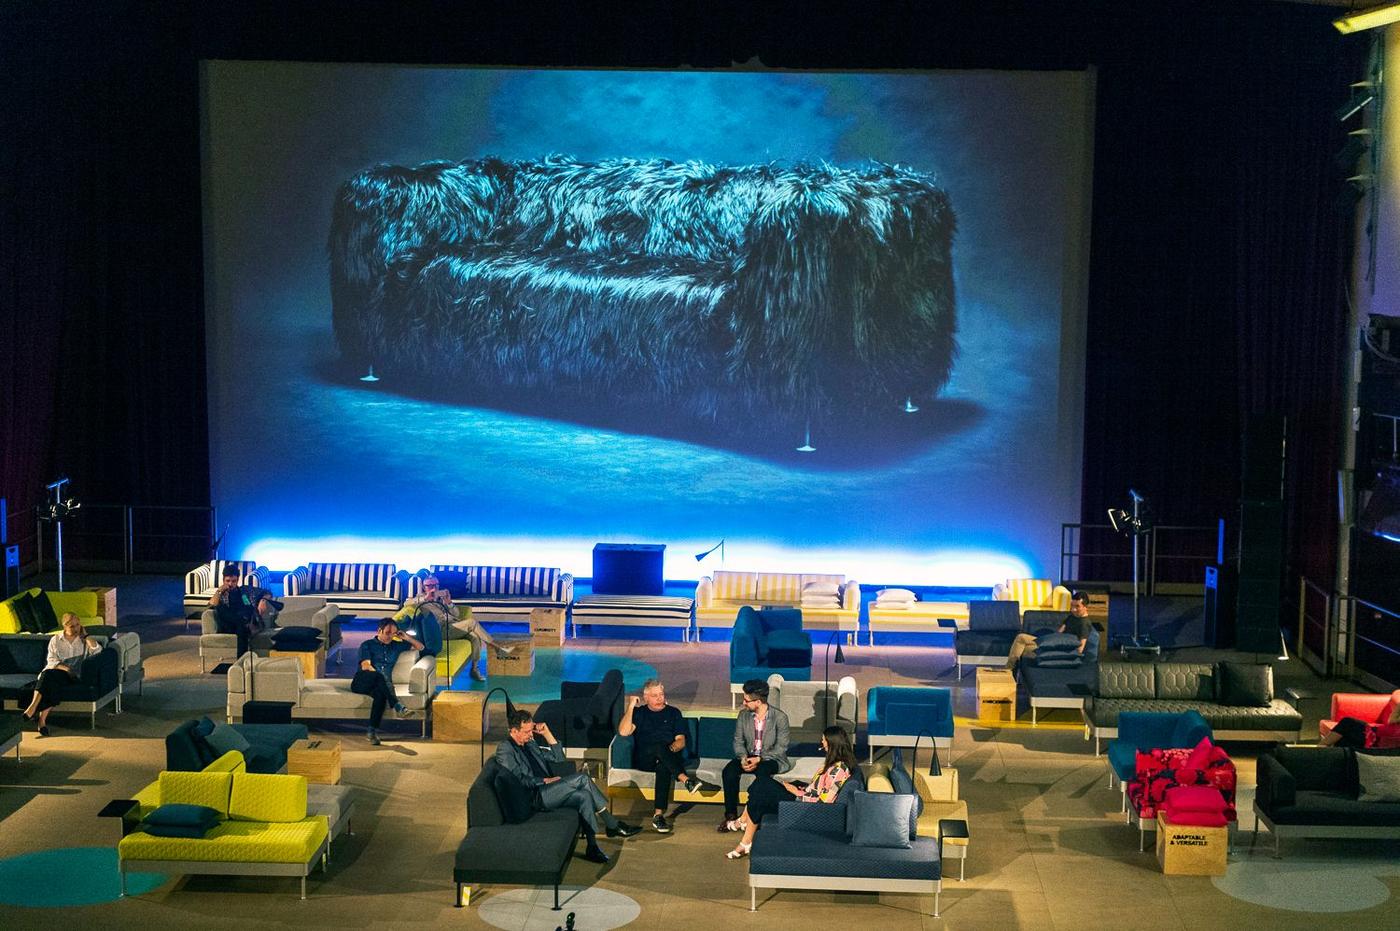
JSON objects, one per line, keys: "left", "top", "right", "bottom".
{"left": 409, "top": 565, "right": 573, "bottom": 622}
{"left": 283, "top": 563, "right": 410, "bottom": 618}
{"left": 183, "top": 560, "right": 270, "bottom": 616}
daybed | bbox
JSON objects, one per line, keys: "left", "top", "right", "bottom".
{"left": 411, "top": 565, "right": 573, "bottom": 623}
{"left": 1253, "top": 745, "right": 1400, "bottom": 856}
{"left": 867, "top": 600, "right": 968, "bottom": 645}
{"left": 697, "top": 570, "right": 859, "bottom": 641}
{"left": 282, "top": 562, "right": 410, "bottom": 618}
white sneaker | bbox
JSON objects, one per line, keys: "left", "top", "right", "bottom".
{"left": 495, "top": 644, "right": 515, "bottom": 655}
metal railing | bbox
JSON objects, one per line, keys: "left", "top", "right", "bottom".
{"left": 1293, "top": 574, "right": 1400, "bottom": 690}
{"left": 32, "top": 504, "right": 216, "bottom": 575}
{"left": 1061, "top": 522, "right": 1219, "bottom": 593}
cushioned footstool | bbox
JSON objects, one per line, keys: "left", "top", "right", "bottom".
{"left": 307, "top": 783, "right": 356, "bottom": 860}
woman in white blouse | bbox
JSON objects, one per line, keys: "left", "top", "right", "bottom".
{"left": 21, "top": 613, "right": 101, "bottom": 736}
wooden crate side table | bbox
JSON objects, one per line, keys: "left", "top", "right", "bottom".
{"left": 287, "top": 738, "right": 341, "bottom": 784}
{"left": 975, "top": 668, "right": 1016, "bottom": 723}
{"left": 434, "top": 689, "right": 489, "bottom": 741}
{"left": 487, "top": 636, "right": 536, "bottom": 677}
{"left": 269, "top": 647, "right": 325, "bottom": 681}
{"left": 79, "top": 586, "right": 118, "bottom": 627}
{"left": 530, "top": 607, "right": 566, "bottom": 646}
{"left": 1155, "top": 814, "right": 1228, "bottom": 875}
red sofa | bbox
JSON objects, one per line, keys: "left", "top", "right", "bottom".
{"left": 1319, "top": 690, "right": 1400, "bottom": 748}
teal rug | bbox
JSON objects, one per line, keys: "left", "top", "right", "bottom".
{"left": 0, "top": 847, "right": 165, "bottom": 906}
{"left": 447, "top": 648, "right": 656, "bottom": 703}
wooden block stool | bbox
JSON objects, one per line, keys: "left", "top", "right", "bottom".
{"left": 287, "top": 738, "right": 342, "bottom": 784}
{"left": 1155, "top": 815, "right": 1228, "bottom": 875}
{"left": 487, "top": 636, "right": 535, "bottom": 677}
{"left": 434, "top": 689, "right": 489, "bottom": 742}
{"left": 976, "top": 668, "right": 1016, "bottom": 723}
{"left": 530, "top": 607, "right": 566, "bottom": 647}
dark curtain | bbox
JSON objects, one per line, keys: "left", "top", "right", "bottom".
{"left": 0, "top": 0, "right": 1363, "bottom": 581}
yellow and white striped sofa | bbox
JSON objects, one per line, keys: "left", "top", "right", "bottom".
{"left": 695, "top": 570, "right": 859, "bottom": 641}
{"left": 992, "top": 578, "right": 1071, "bottom": 615}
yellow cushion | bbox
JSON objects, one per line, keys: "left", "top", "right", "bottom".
{"left": 754, "top": 573, "right": 803, "bottom": 603}
{"left": 159, "top": 771, "right": 233, "bottom": 816}
{"left": 711, "top": 571, "right": 758, "bottom": 602}
{"left": 862, "top": 763, "right": 895, "bottom": 793}
{"left": 1001, "top": 579, "right": 1053, "bottom": 609}
{"left": 914, "top": 768, "right": 959, "bottom": 804}
{"left": 229, "top": 772, "right": 307, "bottom": 822}
{"left": 119, "top": 818, "right": 328, "bottom": 864}
{"left": 206, "top": 750, "right": 248, "bottom": 775}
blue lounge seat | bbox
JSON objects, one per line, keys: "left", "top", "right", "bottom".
{"left": 866, "top": 686, "right": 954, "bottom": 763}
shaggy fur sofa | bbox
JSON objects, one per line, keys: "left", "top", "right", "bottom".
{"left": 329, "top": 155, "right": 956, "bottom": 437}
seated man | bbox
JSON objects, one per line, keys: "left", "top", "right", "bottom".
{"left": 1007, "top": 589, "right": 1093, "bottom": 671}
{"left": 208, "top": 563, "right": 279, "bottom": 657}
{"left": 396, "top": 574, "right": 510, "bottom": 682}
{"left": 355, "top": 619, "right": 423, "bottom": 746}
{"left": 496, "top": 708, "right": 640, "bottom": 863}
{"left": 616, "top": 678, "right": 712, "bottom": 834}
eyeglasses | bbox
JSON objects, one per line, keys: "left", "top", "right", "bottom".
{"left": 423, "top": 583, "right": 439, "bottom": 590}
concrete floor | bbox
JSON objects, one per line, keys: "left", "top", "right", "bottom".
{"left": 0, "top": 573, "right": 1396, "bottom": 930}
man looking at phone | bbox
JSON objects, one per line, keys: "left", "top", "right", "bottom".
{"left": 208, "top": 563, "right": 278, "bottom": 657}
{"left": 617, "top": 679, "right": 710, "bottom": 833}
{"left": 398, "top": 574, "right": 511, "bottom": 681}
{"left": 495, "top": 708, "right": 640, "bottom": 863}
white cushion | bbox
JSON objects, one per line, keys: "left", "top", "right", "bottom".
{"left": 872, "top": 601, "right": 910, "bottom": 610}
{"left": 877, "top": 588, "right": 917, "bottom": 603}
{"left": 802, "top": 580, "right": 841, "bottom": 597}
{"left": 802, "top": 596, "right": 842, "bottom": 608}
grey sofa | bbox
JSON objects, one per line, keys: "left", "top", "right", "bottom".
{"left": 749, "top": 794, "right": 943, "bottom": 916}
{"left": 1253, "top": 745, "right": 1400, "bottom": 857}
{"left": 1085, "top": 661, "right": 1301, "bottom": 753}
{"left": 199, "top": 595, "right": 340, "bottom": 673}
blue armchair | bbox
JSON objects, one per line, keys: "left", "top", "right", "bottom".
{"left": 866, "top": 686, "right": 954, "bottom": 763}
{"left": 730, "top": 607, "right": 812, "bottom": 707}
{"left": 1106, "top": 710, "right": 1212, "bottom": 793}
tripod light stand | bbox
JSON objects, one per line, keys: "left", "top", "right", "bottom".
{"left": 1107, "top": 489, "right": 1159, "bottom": 654}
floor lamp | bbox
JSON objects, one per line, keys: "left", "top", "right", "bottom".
{"left": 822, "top": 630, "right": 846, "bottom": 730}
{"left": 479, "top": 686, "right": 517, "bottom": 766}
{"left": 37, "top": 477, "right": 80, "bottom": 591}
{"left": 1108, "top": 489, "right": 1159, "bottom": 655}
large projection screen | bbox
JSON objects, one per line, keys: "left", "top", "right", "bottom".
{"left": 202, "top": 62, "right": 1092, "bottom": 584}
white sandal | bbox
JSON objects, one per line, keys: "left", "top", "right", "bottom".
{"left": 723, "top": 819, "right": 744, "bottom": 832}
{"left": 725, "top": 842, "right": 751, "bottom": 859}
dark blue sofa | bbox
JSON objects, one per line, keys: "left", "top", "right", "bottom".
{"left": 166, "top": 718, "right": 309, "bottom": 774}
{"left": 749, "top": 792, "right": 942, "bottom": 916}
{"left": 953, "top": 600, "right": 1022, "bottom": 677}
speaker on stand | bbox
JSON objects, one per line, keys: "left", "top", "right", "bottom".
{"left": 1234, "top": 417, "right": 1286, "bottom": 655}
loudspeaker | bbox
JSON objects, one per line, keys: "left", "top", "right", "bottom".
{"left": 1234, "top": 601, "right": 1282, "bottom": 653}
{"left": 1203, "top": 565, "right": 1236, "bottom": 649}
{"left": 591, "top": 543, "right": 666, "bottom": 596}
{"left": 1238, "top": 500, "right": 1284, "bottom": 578}
{"left": 1242, "top": 415, "right": 1286, "bottom": 500}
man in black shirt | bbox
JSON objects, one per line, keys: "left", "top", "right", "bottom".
{"left": 1007, "top": 590, "right": 1094, "bottom": 670}
{"left": 208, "top": 564, "right": 278, "bottom": 658}
{"left": 617, "top": 678, "right": 707, "bottom": 833}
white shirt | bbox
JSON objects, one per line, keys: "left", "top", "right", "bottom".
{"left": 46, "top": 632, "right": 100, "bottom": 672}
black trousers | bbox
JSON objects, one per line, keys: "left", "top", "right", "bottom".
{"left": 34, "top": 668, "right": 74, "bottom": 713}
{"left": 215, "top": 609, "right": 259, "bottom": 657}
{"left": 351, "top": 669, "right": 397, "bottom": 728}
{"left": 744, "top": 773, "right": 790, "bottom": 826}
{"left": 722, "top": 757, "right": 780, "bottom": 818}
{"left": 1331, "top": 716, "right": 1369, "bottom": 748}
{"left": 635, "top": 742, "right": 688, "bottom": 811}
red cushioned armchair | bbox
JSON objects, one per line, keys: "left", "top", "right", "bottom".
{"left": 1319, "top": 690, "right": 1400, "bottom": 748}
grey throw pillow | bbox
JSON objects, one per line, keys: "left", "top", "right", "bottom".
{"left": 1356, "top": 752, "right": 1400, "bottom": 803}
{"left": 849, "top": 790, "right": 915, "bottom": 849}
{"left": 206, "top": 723, "right": 252, "bottom": 757}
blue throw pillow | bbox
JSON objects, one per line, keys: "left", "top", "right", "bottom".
{"left": 143, "top": 823, "right": 214, "bottom": 838}
{"left": 887, "top": 750, "right": 925, "bottom": 820}
{"left": 1034, "top": 655, "right": 1082, "bottom": 668}
{"left": 145, "top": 803, "right": 222, "bottom": 828}
{"left": 1036, "top": 632, "right": 1081, "bottom": 653}
{"left": 207, "top": 723, "right": 252, "bottom": 757}
{"left": 192, "top": 716, "right": 217, "bottom": 738}
{"left": 849, "top": 790, "right": 915, "bottom": 849}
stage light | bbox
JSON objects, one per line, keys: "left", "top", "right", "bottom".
{"left": 902, "top": 397, "right": 920, "bottom": 413}
{"left": 359, "top": 365, "right": 380, "bottom": 383}
{"left": 1335, "top": 134, "right": 1369, "bottom": 170}
{"left": 1334, "top": 2, "right": 1400, "bottom": 34}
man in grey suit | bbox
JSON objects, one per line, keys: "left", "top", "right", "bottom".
{"left": 495, "top": 708, "right": 640, "bottom": 863}
{"left": 720, "top": 678, "right": 792, "bottom": 829}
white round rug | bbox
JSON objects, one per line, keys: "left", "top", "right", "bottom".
{"left": 476, "top": 886, "right": 641, "bottom": 930}
{"left": 1213, "top": 851, "right": 1400, "bottom": 912}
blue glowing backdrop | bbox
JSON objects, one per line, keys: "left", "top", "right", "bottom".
{"left": 202, "top": 64, "right": 1092, "bottom": 583}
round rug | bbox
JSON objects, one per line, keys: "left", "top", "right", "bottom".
{"left": 0, "top": 847, "right": 165, "bottom": 906}
{"left": 1212, "top": 851, "right": 1398, "bottom": 912}
{"left": 477, "top": 885, "right": 641, "bottom": 930}
{"left": 450, "top": 648, "right": 657, "bottom": 703}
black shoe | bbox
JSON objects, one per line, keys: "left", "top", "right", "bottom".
{"left": 606, "top": 821, "right": 641, "bottom": 838}
{"left": 651, "top": 814, "right": 672, "bottom": 834}
{"left": 717, "top": 814, "right": 738, "bottom": 833}
{"left": 582, "top": 846, "right": 610, "bottom": 864}
{"left": 687, "top": 778, "right": 717, "bottom": 794}
{"left": 38, "top": 725, "right": 49, "bottom": 737}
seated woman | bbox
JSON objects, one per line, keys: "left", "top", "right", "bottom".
{"left": 724, "top": 725, "right": 856, "bottom": 859}
{"left": 1320, "top": 689, "right": 1400, "bottom": 749}
{"left": 22, "top": 613, "right": 102, "bottom": 736}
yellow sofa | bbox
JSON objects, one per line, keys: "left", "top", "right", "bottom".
{"left": 695, "top": 570, "right": 860, "bottom": 641}
{"left": 992, "top": 578, "right": 1071, "bottom": 615}
{"left": 0, "top": 588, "right": 101, "bottom": 634}
{"left": 120, "top": 760, "right": 330, "bottom": 899}
{"left": 864, "top": 762, "right": 970, "bottom": 880}
{"left": 867, "top": 600, "right": 970, "bottom": 644}
{"left": 392, "top": 602, "right": 473, "bottom": 683}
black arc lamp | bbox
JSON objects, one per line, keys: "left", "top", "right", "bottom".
{"left": 479, "top": 686, "right": 518, "bottom": 766}
{"left": 822, "top": 630, "right": 846, "bottom": 729}
{"left": 911, "top": 728, "right": 942, "bottom": 777}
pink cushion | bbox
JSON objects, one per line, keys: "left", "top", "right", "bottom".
{"left": 1163, "top": 810, "right": 1229, "bottom": 828}
{"left": 1164, "top": 785, "right": 1227, "bottom": 813}
{"left": 1184, "top": 736, "right": 1213, "bottom": 771}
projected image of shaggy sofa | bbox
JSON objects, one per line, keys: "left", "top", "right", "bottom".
{"left": 329, "top": 155, "right": 956, "bottom": 444}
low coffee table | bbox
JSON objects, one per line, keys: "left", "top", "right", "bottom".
{"left": 270, "top": 644, "right": 326, "bottom": 680}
